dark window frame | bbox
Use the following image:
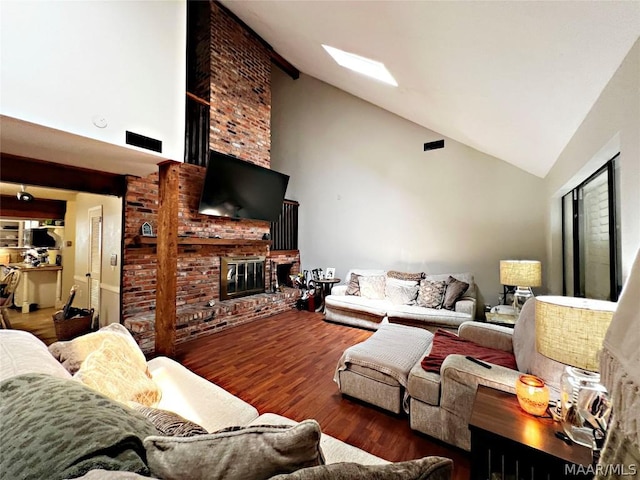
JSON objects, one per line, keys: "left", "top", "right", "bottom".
{"left": 562, "top": 154, "right": 621, "bottom": 301}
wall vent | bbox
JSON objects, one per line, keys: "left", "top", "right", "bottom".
{"left": 423, "top": 140, "right": 445, "bottom": 151}
{"left": 126, "top": 131, "right": 162, "bottom": 153}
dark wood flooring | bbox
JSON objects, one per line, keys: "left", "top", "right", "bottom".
{"left": 4, "top": 306, "right": 58, "bottom": 345}
{"left": 176, "top": 309, "right": 470, "bottom": 480}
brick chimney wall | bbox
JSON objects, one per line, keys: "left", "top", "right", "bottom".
{"left": 122, "top": 2, "right": 292, "bottom": 324}
{"left": 209, "top": 1, "right": 271, "bottom": 166}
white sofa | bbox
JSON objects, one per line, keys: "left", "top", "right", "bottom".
{"left": 0, "top": 329, "right": 386, "bottom": 469}
{"left": 325, "top": 270, "right": 477, "bottom": 332}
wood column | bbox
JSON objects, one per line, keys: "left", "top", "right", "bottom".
{"left": 155, "top": 161, "right": 180, "bottom": 357}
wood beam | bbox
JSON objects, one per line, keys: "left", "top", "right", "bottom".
{"left": 155, "top": 161, "right": 180, "bottom": 357}
{"left": 0, "top": 153, "right": 127, "bottom": 197}
{"left": 0, "top": 195, "right": 66, "bottom": 220}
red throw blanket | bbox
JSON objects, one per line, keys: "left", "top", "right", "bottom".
{"left": 421, "top": 329, "right": 517, "bottom": 373}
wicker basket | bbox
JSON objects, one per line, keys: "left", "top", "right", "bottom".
{"left": 53, "top": 308, "right": 94, "bottom": 341}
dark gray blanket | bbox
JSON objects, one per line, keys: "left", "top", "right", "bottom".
{"left": 0, "top": 373, "right": 159, "bottom": 479}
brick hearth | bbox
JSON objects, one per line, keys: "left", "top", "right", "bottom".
{"left": 125, "top": 288, "right": 300, "bottom": 354}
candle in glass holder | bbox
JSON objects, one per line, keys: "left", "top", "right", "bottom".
{"left": 515, "top": 374, "right": 549, "bottom": 416}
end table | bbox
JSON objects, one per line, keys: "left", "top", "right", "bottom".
{"left": 485, "top": 311, "right": 518, "bottom": 328}
{"left": 469, "top": 385, "right": 592, "bottom": 479}
{"left": 314, "top": 278, "right": 340, "bottom": 313}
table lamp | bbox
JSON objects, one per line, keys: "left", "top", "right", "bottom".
{"left": 535, "top": 296, "right": 616, "bottom": 448}
{"left": 500, "top": 260, "right": 542, "bottom": 312}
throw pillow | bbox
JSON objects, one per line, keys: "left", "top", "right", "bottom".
{"left": 131, "top": 404, "right": 208, "bottom": 437}
{"left": 70, "top": 470, "right": 154, "bottom": 480}
{"left": 270, "top": 456, "right": 453, "bottom": 480}
{"left": 441, "top": 276, "right": 469, "bottom": 310}
{"left": 385, "top": 277, "right": 419, "bottom": 305}
{"left": 358, "top": 275, "right": 386, "bottom": 300}
{"left": 416, "top": 280, "right": 446, "bottom": 309}
{"left": 144, "top": 420, "right": 324, "bottom": 480}
{"left": 0, "top": 373, "right": 159, "bottom": 480}
{"left": 386, "top": 270, "right": 426, "bottom": 282}
{"left": 74, "top": 337, "right": 162, "bottom": 407}
{"left": 421, "top": 329, "right": 518, "bottom": 373}
{"left": 345, "top": 273, "right": 361, "bottom": 296}
{"left": 48, "top": 323, "right": 148, "bottom": 376}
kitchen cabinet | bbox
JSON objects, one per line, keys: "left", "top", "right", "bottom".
{"left": 0, "top": 219, "right": 41, "bottom": 248}
{"left": 0, "top": 220, "right": 23, "bottom": 247}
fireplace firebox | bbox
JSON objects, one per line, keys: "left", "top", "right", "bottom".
{"left": 221, "top": 256, "right": 266, "bottom": 300}
{"left": 276, "top": 263, "right": 294, "bottom": 287}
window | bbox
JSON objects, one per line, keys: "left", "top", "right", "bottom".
{"left": 562, "top": 155, "right": 621, "bottom": 301}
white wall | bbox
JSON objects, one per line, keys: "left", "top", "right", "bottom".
{"left": 61, "top": 201, "right": 77, "bottom": 304}
{"left": 0, "top": 0, "right": 186, "bottom": 163}
{"left": 73, "top": 193, "right": 123, "bottom": 326}
{"left": 271, "top": 70, "right": 547, "bottom": 306}
{"left": 544, "top": 38, "right": 640, "bottom": 294}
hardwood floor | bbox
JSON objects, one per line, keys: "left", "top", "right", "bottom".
{"left": 176, "top": 309, "right": 471, "bottom": 480}
{"left": 4, "top": 306, "right": 58, "bottom": 345}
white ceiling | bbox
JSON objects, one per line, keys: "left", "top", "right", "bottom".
{"left": 0, "top": 116, "right": 164, "bottom": 178}
{"left": 221, "top": 0, "right": 640, "bottom": 178}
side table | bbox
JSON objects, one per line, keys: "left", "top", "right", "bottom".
{"left": 469, "top": 385, "right": 592, "bottom": 480}
{"left": 485, "top": 311, "right": 518, "bottom": 328}
{"left": 314, "top": 278, "right": 340, "bottom": 313}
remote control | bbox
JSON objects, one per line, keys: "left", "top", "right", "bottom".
{"left": 465, "top": 356, "right": 492, "bottom": 369}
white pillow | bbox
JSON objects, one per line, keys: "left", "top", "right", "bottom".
{"left": 385, "top": 277, "right": 419, "bottom": 305}
{"left": 358, "top": 275, "right": 386, "bottom": 300}
{"left": 74, "top": 337, "right": 161, "bottom": 407}
{"left": 0, "top": 330, "right": 72, "bottom": 381}
{"left": 48, "top": 323, "right": 147, "bottom": 375}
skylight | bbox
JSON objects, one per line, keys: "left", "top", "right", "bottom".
{"left": 322, "top": 45, "right": 398, "bottom": 87}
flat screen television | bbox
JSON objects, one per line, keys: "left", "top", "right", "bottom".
{"left": 198, "top": 150, "right": 290, "bottom": 222}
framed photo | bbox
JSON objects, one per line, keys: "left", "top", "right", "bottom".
{"left": 325, "top": 267, "right": 335, "bottom": 279}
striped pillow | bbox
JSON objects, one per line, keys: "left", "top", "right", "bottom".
{"left": 387, "top": 271, "right": 425, "bottom": 282}
{"left": 132, "top": 405, "right": 208, "bottom": 437}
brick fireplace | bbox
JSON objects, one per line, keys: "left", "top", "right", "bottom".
{"left": 220, "top": 256, "right": 266, "bottom": 300}
{"left": 122, "top": 3, "right": 301, "bottom": 353}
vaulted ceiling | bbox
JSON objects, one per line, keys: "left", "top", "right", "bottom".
{"left": 221, "top": 1, "right": 640, "bottom": 178}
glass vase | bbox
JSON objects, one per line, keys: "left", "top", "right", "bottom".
{"left": 560, "top": 366, "right": 611, "bottom": 448}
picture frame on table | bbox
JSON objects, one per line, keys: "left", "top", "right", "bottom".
{"left": 325, "top": 268, "right": 335, "bottom": 280}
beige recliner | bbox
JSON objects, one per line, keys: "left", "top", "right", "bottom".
{"left": 406, "top": 298, "right": 566, "bottom": 450}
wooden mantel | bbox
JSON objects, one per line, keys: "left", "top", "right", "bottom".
{"left": 133, "top": 236, "right": 270, "bottom": 247}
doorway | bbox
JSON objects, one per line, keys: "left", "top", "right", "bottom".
{"left": 88, "top": 206, "right": 103, "bottom": 327}
{"left": 0, "top": 183, "right": 123, "bottom": 343}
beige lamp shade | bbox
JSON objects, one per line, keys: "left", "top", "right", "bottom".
{"left": 535, "top": 296, "right": 616, "bottom": 372}
{"left": 500, "top": 260, "right": 542, "bottom": 287}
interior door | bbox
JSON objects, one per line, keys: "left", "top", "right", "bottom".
{"left": 88, "top": 206, "right": 102, "bottom": 327}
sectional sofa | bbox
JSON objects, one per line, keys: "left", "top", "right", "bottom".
{"left": 0, "top": 326, "right": 453, "bottom": 480}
